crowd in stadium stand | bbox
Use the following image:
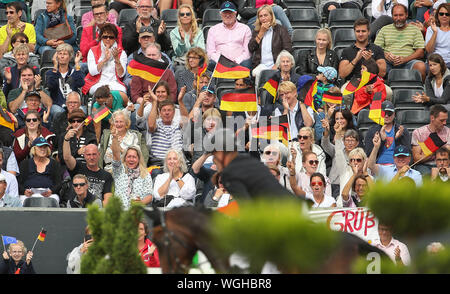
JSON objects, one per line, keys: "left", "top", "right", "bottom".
{"left": 0, "top": 0, "right": 449, "bottom": 272}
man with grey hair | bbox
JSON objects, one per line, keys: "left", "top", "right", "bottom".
{"left": 122, "top": 0, "right": 171, "bottom": 55}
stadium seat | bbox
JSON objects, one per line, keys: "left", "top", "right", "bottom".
{"left": 288, "top": 9, "right": 320, "bottom": 30}
{"left": 202, "top": 25, "right": 211, "bottom": 42}
{"left": 202, "top": 9, "right": 221, "bottom": 27}
{"left": 332, "top": 28, "right": 356, "bottom": 50}
{"left": 387, "top": 69, "right": 424, "bottom": 90}
{"left": 397, "top": 109, "right": 430, "bottom": 132}
{"left": 284, "top": 0, "right": 316, "bottom": 8}
{"left": 33, "top": 9, "right": 46, "bottom": 22}
{"left": 356, "top": 109, "right": 376, "bottom": 132}
{"left": 23, "top": 197, "right": 59, "bottom": 208}
{"left": 74, "top": 7, "right": 91, "bottom": 27}
{"left": 161, "top": 9, "right": 178, "bottom": 32}
{"left": 260, "top": 89, "right": 274, "bottom": 105}
{"left": 392, "top": 89, "right": 425, "bottom": 110}
{"left": 118, "top": 8, "right": 138, "bottom": 28}
{"left": 334, "top": 47, "right": 346, "bottom": 60}
{"left": 291, "top": 28, "right": 319, "bottom": 50}
{"left": 40, "top": 67, "right": 53, "bottom": 88}
{"left": 216, "top": 86, "right": 234, "bottom": 102}
{"left": 328, "top": 9, "right": 363, "bottom": 32}
{"left": 40, "top": 49, "right": 56, "bottom": 68}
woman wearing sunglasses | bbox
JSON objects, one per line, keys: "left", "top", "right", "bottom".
{"left": 82, "top": 23, "right": 127, "bottom": 97}
{"left": 13, "top": 110, "right": 55, "bottom": 164}
{"left": 287, "top": 151, "right": 332, "bottom": 199}
{"left": 425, "top": 3, "right": 450, "bottom": 68}
{"left": 58, "top": 109, "right": 97, "bottom": 165}
{"left": 304, "top": 172, "right": 336, "bottom": 208}
{"left": 261, "top": 143, "right": 292, "bottom": 193}
{"left": 170, "top": 4, "right": 205, "bottom": 65}
{"left": 290, "top": 127, "right": 327, "bottom": 177}
{"left": 337, "top": 147, "right": 373, "bottom": 207}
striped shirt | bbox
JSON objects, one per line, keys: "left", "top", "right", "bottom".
{"left": 374, "top": 24, "right": 424, "bottom": 57}
{"left": 150, "top": 119, "right": 183, "bottom": 160}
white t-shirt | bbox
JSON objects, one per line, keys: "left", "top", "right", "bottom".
{"left": 305, "top": 193, "right": 336, "bottom": 208}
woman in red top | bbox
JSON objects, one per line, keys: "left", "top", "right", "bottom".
{"left": 138, "top": 221, "right": 160, "bottom": 268}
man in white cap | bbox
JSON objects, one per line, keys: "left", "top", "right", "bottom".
{"left": 0, "top": 173, "right": 21, "bottom": 207}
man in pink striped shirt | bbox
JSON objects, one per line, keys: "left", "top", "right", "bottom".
{"left": 206, "top": 1, "right": 252, "bottom": 69}
{"left": 372, "top": 223, "right": 411, "bottom": 266}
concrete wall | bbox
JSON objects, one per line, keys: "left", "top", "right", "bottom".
{"left": 0, "top": 208, "right": 88, "bottom": 274}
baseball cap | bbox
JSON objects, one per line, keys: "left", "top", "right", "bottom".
{"left": 201, "top": 85, "right": 215, "bottom": 94}
{"left": 25, "top": 91, "right": 41, "bottom": 100}
{"left": 220, "top": 1, "right": 237, "bottom": 12}
{"left": 0, "top": 173, "right": 6, "bottom": 182}
{"left": 382, "top": 100, "right": 395, "bottom": 113}
{"left": 317, "top": 66, "right": 337, "bottom": 81}
{"left": 139, "top": 26, "right": 154, "bottom": 37}
{"left": 31, "top": 137, "right": 50, "bottom": 148}
{"left": 394, "top": 145, "right": 411, "bottom": 157}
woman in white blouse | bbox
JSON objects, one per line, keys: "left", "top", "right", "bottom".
{"left": 153, "top": 149, "right": 196, "bottom": 208}
{"left": 83, "top": 23, "right": 128, "bottom": 96}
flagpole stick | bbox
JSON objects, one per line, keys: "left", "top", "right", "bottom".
{"left": 31, "top": 237, "right": 38, "bottom": 252}
{"left": 151, "top": 64, "right": 170, "bottom": 92}
{"left": 1, "top": 235, "right": 6, "bottom": 252}
{"left": 207, "top": 61, "right": 219, "bottom": 91}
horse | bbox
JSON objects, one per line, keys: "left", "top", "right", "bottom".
{"left": 144, "top": 205, "right": 389, "bottom": 274}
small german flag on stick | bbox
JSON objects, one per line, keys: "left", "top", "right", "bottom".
{"left": 127, "top": 54, "right": 168, "bottom": 83}
{"left": 220, "top": 88, "right": 257, "bottom": 112}
{"left": 212, "top": 55, "right": 250, "bottom": 79}
{"left": 93, "top": 105, "right": 111, "bottom": 123}
{"left": 418, "top": 133, "right": 446, "bottom": 157}
{"left": 262, "top": 72, "right": 280, "bottom": 104}
{"left": 322, "top": 91, "right": 343, "bottom": 104}
{"left": 31, "top": 228, "right": 46, "bottom": 252}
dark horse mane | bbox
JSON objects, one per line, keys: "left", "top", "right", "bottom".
{"left": 144, "top": 206, "right": 390, "bottom": 274}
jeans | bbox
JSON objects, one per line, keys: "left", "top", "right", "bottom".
{"left": 38, "top": 45, "right": 54, "bottom": 56}
{"left": 247, "top": 5, "right": 293, "bottom": 35}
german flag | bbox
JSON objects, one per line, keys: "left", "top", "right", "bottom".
{"left": 196, "top": 61, "right": 208, "bottom": 89}
{"left": 212, "top": 55, "right": 250, "bottom": 79}
{"left": 322, "top": 91, "right": 343, "bottom": 104}
{"left": 220, "top": 88, "right": 257, "bottom": 112}
{"left": 127, "top": 54, "right": 168, "bottom": 83}
{"left": 84, "top": 115, "right": 93, "bottom": 126}
{"left": 93, "top": 105, "right": 111, "bottom": 123}
{"left": 343, "top": 72, "right": 377, "bottom": 96}
{"left": 418, "top": 133, "right": 446, "bottom": 157}
{"left": 304, "top": 79, "right": 319, "bottom": 112}
{"left": 368, "top": 92, "right": 384, "bottom": 125}
{"left": 0, "top": 108, "right": 15, "bottom": 131}
{"left": 262, "top": 72, "right": 281, "bottom": 104}
{"left": 38, "top": 229, "right": 46, "bottom": 242}
{"left": 251, "top": 115, "right": 290, "bottom": 146}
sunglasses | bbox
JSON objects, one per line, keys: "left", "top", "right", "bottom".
{"left": 6, "top": 11, "right": 15, "bottom": 15}
{"left": 70, "top": 119, "right": 84, "bottom": 123}
{"left": 384, "top": 111, "right": 394, "bottom": 117}
{"left": 264, "top": 150, "right": 278, "bottom": 156}
{"left": 187, "top": 56, "right": 200, "bottom": 60}
{"left": 16, "top": 40, "right": 27, "bottom": 43}
{"left": 298, "top": 135, "right": 309, "bottom": 140}
{"left": 350, "top": 158, "right": 363, "bottom": 163}
{"left": 102, "top": 35, "right": 115, "bottom": 40}
{"left": 308, "top": 160, "right": 319, "bottom": 165}
{"left": 73, "top": 183, "right": 87, "bottom": 188}
{"left": 180, "top": 12, "right": 191, "bottom": 17}
{"left": 438, "top": 12, "right": 450, "bottom": 16}
{"left": 311, "top": 181, "right": 323, "bottom": 187}
{"left": 26, "top": 118, "right": 38, "bottom": 122}
{"left": 138, "top": 5, "right": 152, "bottom": 9}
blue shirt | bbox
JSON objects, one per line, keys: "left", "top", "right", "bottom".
{"left": 377, "top": 127, "right": 395, "bottom": 164}
{"left": 377, "top": 164, "right": 423, "bottom": 186}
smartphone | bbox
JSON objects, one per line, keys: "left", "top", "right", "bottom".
{"left": 84, "top": 234, "right": 92, "bottom": 242}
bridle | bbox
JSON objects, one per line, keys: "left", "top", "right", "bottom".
{"left": 158, "top": 208, "right": 192, "bottom": 274}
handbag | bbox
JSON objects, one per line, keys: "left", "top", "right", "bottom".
{"left": 43, "top": 14, "right": 73, "bottom": 41}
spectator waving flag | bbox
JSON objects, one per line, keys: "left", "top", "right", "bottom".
{"left": 220, "top": 88, "right": 257, "bottom": 112}
{"left": 92, "top": 105, "right": 111, "bottom": 123}
{"left": 343, "top": 71, "right": 377, "bottom": 95}
{"left": 212, "top": 55, "right": 250, "bottom": 79}
{"left": 418, "top": 133, "right": 446, "bottom": 157}
{"left": 262, "top": 72, "right": 281, "bottom": 104}
{"left": 251, "top": 115, "right": 290, "bottom": 146}
{"left": 368, "top": 92, "right": 385, "bottom": 126}
{"left": 127, "top": 54, "right": 168, "bottom": 83}
{"left": 304, "top": 79, "right": 319, "bottom": 112}
{"left": 31, "top": 228, "right": 47, "bottom": 252}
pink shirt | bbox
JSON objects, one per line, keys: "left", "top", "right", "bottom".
{"left": 206, "top": 21, "right": 252, "bottom": 64}
{"left": 255, "top": 0, "right": 274, "bottom": 8}
{"left": 373, "top": 238, "right": 411, "bottom": 266}
{"left": 411, "top": 125, "right": 450, "bottom": 162}
{"left": 81, "top": 11, "right": 117, "bottom": 27}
